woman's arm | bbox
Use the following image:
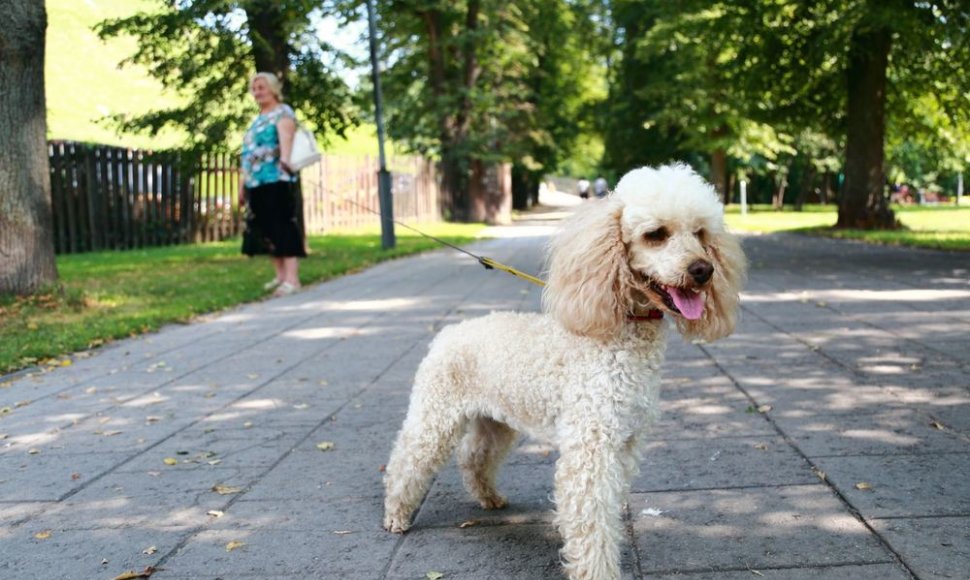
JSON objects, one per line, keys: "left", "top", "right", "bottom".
{"left": 277, "top": 116, "right": 297, "bottom": 174}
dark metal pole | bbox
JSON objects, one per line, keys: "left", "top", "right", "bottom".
{"left": 366, "top": 0, "right": 395, "bottom": 249}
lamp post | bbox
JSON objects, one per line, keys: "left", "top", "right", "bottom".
{"left": 366, "top": 0, "right": 395, "bottom": 249}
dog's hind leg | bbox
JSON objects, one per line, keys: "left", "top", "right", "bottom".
{"left": 457, "top": 417, "right": 518, "bottom": 510}
{"left": 383, "top": 394, "right": 467, "bottom": 533}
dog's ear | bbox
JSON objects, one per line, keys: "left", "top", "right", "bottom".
{"left": 542, "top": 199, "right": 628, "bottom": 341}
{"left": 677, "top": 229, "right": 747, "bottom": 342}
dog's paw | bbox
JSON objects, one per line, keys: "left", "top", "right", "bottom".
{"left": 478, "top": 494, "right": 508, "bottom": 510}
{"left": 383, "top": 512, "right": 412, "bottom": 534}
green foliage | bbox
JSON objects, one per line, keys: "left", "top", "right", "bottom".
{"left": 0, "top": 224, "right": 484, "bottom": 373}
{"left": 346, "top": 0, "right": 602, "bottom": 209}
{"left": 601, "top": 0, "right": 968, "bottom": 210}
{"left": 96, "top": 0, "right": 357, "bottom": 158}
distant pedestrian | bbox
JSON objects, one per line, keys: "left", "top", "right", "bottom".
{"left": 594, "top": 176, "right": 609, "bottom": 198}
{"left": 239, "top": 72, "right": 305, "bottom": 297}
{"left": 577, "top": 178, "right": 591, "bottom": 199}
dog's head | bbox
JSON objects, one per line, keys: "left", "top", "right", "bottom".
{"left": 542, "top": 163, "right": 747, "bottom": 342}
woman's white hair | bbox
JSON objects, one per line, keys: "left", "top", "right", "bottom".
{"left": 250, "top": 72, "right": 283, "bottom": 100}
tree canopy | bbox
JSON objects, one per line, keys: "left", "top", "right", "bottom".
{"left": 97, "top": 0, "right": 968, "bottom": 225}
{"left": 97, "top": 0, "right": 357, "bottom": 158}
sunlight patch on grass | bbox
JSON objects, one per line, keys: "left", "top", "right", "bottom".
{"left": 725, "top": 204, "right": 970, "bottom": 251}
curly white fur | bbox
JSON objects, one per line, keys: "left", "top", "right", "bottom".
{"left": 383, "top": 164, "right": 747, "bottom": 580}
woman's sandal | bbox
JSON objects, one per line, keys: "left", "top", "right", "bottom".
{"left": 263, "top": 278, "right": 283, "bottom": 291}
{"left": 272, "top": 282, "right": 300, "bottom": 297}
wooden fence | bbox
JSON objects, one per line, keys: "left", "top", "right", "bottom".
{"left": 301, "top": 155, "right": 441, "bottom": 233}
{"left": 47, "top": 141, "right": 442, "bottom": 254}
{"left": 48, "top": 141, "right": 239, "bottom": 253}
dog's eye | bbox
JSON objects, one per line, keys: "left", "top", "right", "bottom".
{"left": 694, "top": 228, "right": 706, "bottom": 240}
{"left": 643, "top": 228, "right": 668, "bottom": 242}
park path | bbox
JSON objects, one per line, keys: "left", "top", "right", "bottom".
{"left": 1, "top": 196, "right": 968, "bottom": 579}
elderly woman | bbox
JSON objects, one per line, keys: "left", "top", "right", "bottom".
{"left": 238, "top": 72, "right": 305, "bottom": 296}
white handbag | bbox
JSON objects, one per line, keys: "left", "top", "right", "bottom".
{"left": 288, "top": 125, "right": 321, "bottom": 171}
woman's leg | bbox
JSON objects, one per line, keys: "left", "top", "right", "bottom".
{"left": 271, "top": 257, "right": 285, "bottom": 283}
{"left": 281, "top": 257, "right": 300, "bottom": 287}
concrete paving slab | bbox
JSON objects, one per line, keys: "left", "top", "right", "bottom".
{"left": 630, "top": 485, "right": 893, "bottom": 574}
{"left": 771, "top": 408, "right": 968, "bottom": 457}
{"left": 870, "top": 516, "right": 970, "bottom": 580}
{"left": 643, "top": 563, "right": 911, "bottom": 579}
{"left": 157, "top": 527, "right": 400, "bottom": 578}
{"left": 811, "top": 453, "right": 970, "bottom": 518}
{"left": 633, "top": 436, "right": 816, "bottom": 492}
{"left": 0, "top": 527, "right": 181, "bottom": 579}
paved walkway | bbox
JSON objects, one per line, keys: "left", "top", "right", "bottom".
{"left": 1, "top": 202, "right": 968, "bottom": 579}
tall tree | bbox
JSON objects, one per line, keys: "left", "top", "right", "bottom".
{"left": 362, "top": 0, "right": 598, "bottom": 219}
{"left": 732, "top": 0, "right": 968, "bottom": 228}
{"left": 0, "top": 1, "right": 58, "bottom": 295}
{"left": 97, "top": 0, "right": 356, "bottom": 157}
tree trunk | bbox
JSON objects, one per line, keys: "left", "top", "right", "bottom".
{"left": 837, "top": 24, "right": 896, "bottom": 229}
{"left": 0, "top": 1, "right": 58, "bottom": 295}
{"left": 795, "top": 166, "right": 816, "bottom": 212}
{"left": 710, "top": 146, "right": 728, "bottom": 204}
{"left": 772, "top": 171, "right": 788, "bottom": 210}
{"left": 245, "top": 1, "right": 289, "bottom": 82}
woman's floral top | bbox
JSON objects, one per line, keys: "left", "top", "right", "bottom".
{"left": 241, "top": 104, "right": 297, "bottom": 188}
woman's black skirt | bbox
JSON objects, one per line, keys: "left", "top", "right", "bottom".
{"left": 242, "top": 181, "right": 307, "bottom": 258}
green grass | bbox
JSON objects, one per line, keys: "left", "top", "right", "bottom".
{"left": 725, "top": 204, "right": 970, "bottom": 251}
{"left": 46, "top": 0, "right": 185, "bottom": 149}
{"left": 0, "top": 224, "right": 484, "bottom": 374}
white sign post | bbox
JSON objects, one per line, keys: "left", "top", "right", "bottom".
{"left": 740, "top": 180, "right": 748, "bottom": 216}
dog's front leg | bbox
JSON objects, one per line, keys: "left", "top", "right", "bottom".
{"left": 554, "top": 434, "right": 628, "bottom": 580}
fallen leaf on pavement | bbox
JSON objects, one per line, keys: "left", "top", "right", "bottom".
{"left": 71, "top": 472, "right": 81, "bottom": 480}
{"left": 243, "top": 422, "right": 253, "bottom": 429}
{"left": 112, "top": 567, "right": 156, "bottom": 580}
{"left": 333, "top": 530, "right": 353, "bottom": 535}
{"left": 316, "top": 441, "right": 335, "bottom": 452}
{"left": 34, "top": 530, "right": 52, "bottom": 540}
{"left": 28, "top": 448, "right": 40, "bottom": 455}
{"left": 226, "top": 540, "right": 245, "bottom": 552}
{"left": 753, "top": 443, "right": 769, "bottom": 451}
{"left": 206, "top": 510, "right": 224, "bottom": 518}
{"left": 162, "top": 458, "right": 178, "bottom": 466}
{"left": 756, "top": 405, "right": 772, "bottom": 414}
{"left": 930, "top": 420, "right": 945, "bottom": 430}
{"left": 459, "top": 520, "right": 479, "bottom": 528}
{"left": 427, "top": 572, "right": 444, "bottom": 580}
{"left": 211, "top": 485, "right": 242, "bottom": 495}
{"left": 855, "top": 482, "right": 872, "bottom": 491}
{"left": 142, "top": 546, "right": 157, "bottom": 555}
{"left": 293, "top": 403, "right": 309, "bottom": 410}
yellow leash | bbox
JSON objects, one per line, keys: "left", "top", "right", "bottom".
{"left": 337, "top": 197, "right": 547, "bottom": 288}
{"left": 478, "top": 257, "right": 546, "bottom": 287}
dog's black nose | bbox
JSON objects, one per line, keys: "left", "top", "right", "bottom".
{"left": 688, "top": 260, "right": 714, "bottom": 285}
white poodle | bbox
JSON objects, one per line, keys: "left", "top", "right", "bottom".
{"left": 383, "top": 164, "right": 747, "bottom": 579}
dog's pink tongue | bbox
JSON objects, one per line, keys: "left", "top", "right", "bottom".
{"left": 666, "top": 287, "right": 705, "bottom": 320}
